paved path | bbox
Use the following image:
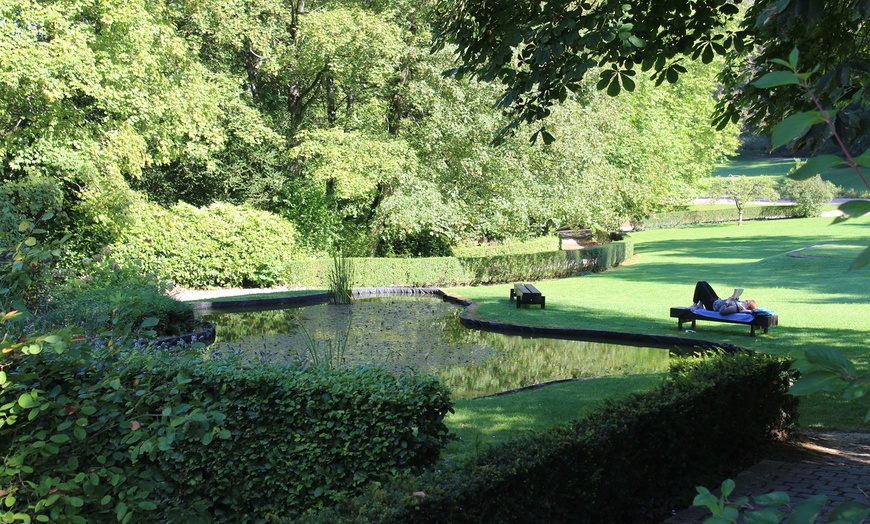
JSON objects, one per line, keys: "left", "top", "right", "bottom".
{"left": 664, "top": 431, "right": 870, "bottom": 523}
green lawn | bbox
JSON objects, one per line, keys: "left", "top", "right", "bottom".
{"left": 714, "top": 153, "right": 868, "bottom": 194}
{"left": 445, "top": 216, "right": 870, "bottom": 434}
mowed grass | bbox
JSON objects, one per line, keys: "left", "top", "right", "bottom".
{"left": 714, "top": 153, "right": 868, "bottom": 194}
{"left": 444, "top": 374, "right": 664, "bottom": 460}
{"left": 445, "top": 216, "right": 870, "bottom": 433}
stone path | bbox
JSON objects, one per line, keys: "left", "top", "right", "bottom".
{"left": 663, "top": 430, "right": 870, "bottom": 523}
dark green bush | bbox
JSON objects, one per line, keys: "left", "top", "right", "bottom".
{"left": 284, "top": 240, "right": 633, "bottom": 288}
{"left": 779, "top": 175, "right": 835, "bottom": 217}
{"left": 636, "top": 205, "right": 802, "bottom": 230}
{"left": 303, "top": 351, "right": 798, "bottom": 523}
{"left": 110, "top": 201, "right": 302, "bottom": 289}
{"left": 1, "top": 342, "right": 453, "bottom": 523}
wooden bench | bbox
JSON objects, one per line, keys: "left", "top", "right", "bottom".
{"left": 669, "top": 307, "right": 778, "bottom": 337}
{"left": 510, "top": 283, "right": 545, "bottom": 309}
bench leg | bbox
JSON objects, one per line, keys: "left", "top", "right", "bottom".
{"left": 541, "top": 297, "right": 545, "bottom": 309}
{"left": 677, "top": 319, "right": 683, "bottom": 331}
{"left": 750, "top": 325, "right": 757, "bottom": 337}
{"left": 517, "top": 298, "right": 521, "bottom": 309}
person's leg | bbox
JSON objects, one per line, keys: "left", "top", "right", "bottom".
{"left": 692, "top": 281, "right": 719, "bottom": 310}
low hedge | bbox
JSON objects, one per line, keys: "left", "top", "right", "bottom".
{"left": 285, "top": 241, "right": 633, "bottom": 288}
{"left": 1, "top": 339, "right": 453, "bottom": 523}
{"left": 636, "top": 205, "right": 802, "bottom": 230}
{"left": 303, "top": 351, "right": 798, "bottom": 523}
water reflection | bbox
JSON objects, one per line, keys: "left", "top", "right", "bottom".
{"left": 198, "top": 297, "right": 669, "bottom": 400}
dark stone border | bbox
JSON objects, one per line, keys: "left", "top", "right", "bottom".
{"left": 190, "top": 293, "right": 330, "bottom": 311}
{"left": 184, "top": 286, "right": 748, "bottom": 354}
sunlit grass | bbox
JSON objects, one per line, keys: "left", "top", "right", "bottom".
{"left": 447, "top": 215, "right": 870, "bottom": 430}
{"left": 714, "top": 153, "right": 869, "bottom": 194}
{"left": 444, "top": 374, "right": 665, "bottom": 461}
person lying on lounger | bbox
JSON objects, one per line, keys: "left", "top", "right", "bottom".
{"left": 691, "top": 281, "right": 758, "bottom": 315}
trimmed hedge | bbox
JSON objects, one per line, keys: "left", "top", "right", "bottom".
{"left": 285, "top": 241, "right": 633, "bottom": 288}
{"left": 302, "top": 351, "right": 798, "bottom": 523}
{"left": 1, "top": 343, "right": 452, "bottom": 523}
{"left": 636, "top": 205, "right": 802, "bottom": 230}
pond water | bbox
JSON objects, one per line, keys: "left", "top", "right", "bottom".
{"left": 197, "top": 296, "right": 670, "bottom": 400}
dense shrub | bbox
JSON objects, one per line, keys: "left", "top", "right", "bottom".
{"left": 303, "top": 351, "right": 798, "bottom": 523}
{"left": 36, "top": 254, "right": 196, "bottom": 338}
{"left": 452, "top": 235, "right": 561, "bottom": 258}
{"left": 110, "top": 201, "right": 302, "bottom": 289}
{"left": 0, "top": 341, "right": 453, "bottom": 523}
{"left": 779, "top": 175, "right": 836, "bottom": 217}
{"left": 636, "top": 205, "right": 802, "bottom": 230}
{"left": 284, "top": 240, "right": 633, "bottom": 288}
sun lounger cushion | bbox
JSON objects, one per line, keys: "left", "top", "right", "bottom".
{"left": 690, "top": 309, "right": 755, "bottom": 323}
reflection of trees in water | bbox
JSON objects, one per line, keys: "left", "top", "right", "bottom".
{"left": 200, "top": 297, "right": 669, "bottom": 399}
{"left": 200, "top": 308, "right": 302, "bottom": 342}
{"left": 437, "top": 336, "right": 669, "bottom": 399}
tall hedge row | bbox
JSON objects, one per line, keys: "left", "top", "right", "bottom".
{"left": 286, "top": 241, "right": 634, "bottom": 288}
{"left": 1, "top": 342, "right": 452, "bottom": 523}
{"left": 110, "top": 201, "right": 301, "bottom": 289}
{"left": 107, "top": 200, "right": 631, "bottom": 290}
{"left": 636, "top": 205, "right": 802, "bottom": 230}
{"left": 304, "top": 352, "right": 798, "bottom": 523}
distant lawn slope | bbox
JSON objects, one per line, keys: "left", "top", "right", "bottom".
{"left": 714, "top": 153, "right": 867, "bottom": 194}
{"left": 446, "top": 216, "right": 870, "bottom": 430}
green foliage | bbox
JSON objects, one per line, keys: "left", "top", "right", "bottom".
{"left": 0, "top": 214, "right": 68, "bottom": 313}
{"left": 779, "top": 174, "right": 835, "bottom": 218}
{"left": 637, "top": 205, "right": 802, "bottom": 230}
{"left": 693, "top": 346, "right": 870, "bottom": 524}
{"left": 431, "top": 0, "right": 745, "bottom": 134}
{"left": 36, "top": 254, "right": 196, "bottom": 338}
{"left": 110, "top": 201, "right": 301, "bottom": 289}
{"left": 301, "top": 351, "right": 798, "bottom": 523}
{"left": 748, "top": 49, "right": 870, "bottom": 268}
{"left": 694, "top": 479, "right": 870, "bottom": 524}
{"left": 1, "top": 336, "right": 453, "bottom": 523}
{"left": 328, "top": 251, "right": 355, "bottom": 305}
{"left": 452, "top": 236, "right": 560, "bottom": 258}
{"left": 706, "top": 176, "right": 780, "bottom": 226}
{"left": 284, "top": 240, "right": 633, "bottom": 288}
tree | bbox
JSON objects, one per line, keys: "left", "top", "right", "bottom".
{"left": 431, "top": 0, "right": 748, "bottom": 140}
{"left": 0, "top": 0, "right": 273, "bottom": 252}
{"left": 708, "top": 175, "right": 779, "bottom": 226}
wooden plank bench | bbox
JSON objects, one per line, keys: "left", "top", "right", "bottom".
{"left": 669, "top": 306, "right": 778, "bottom": 337}
{"left": 510, "top": 283, "right": 545, "bottom": 309}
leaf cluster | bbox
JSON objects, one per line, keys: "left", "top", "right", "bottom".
{"left": 431, "top": 0, "right": 746, "bottom": 132}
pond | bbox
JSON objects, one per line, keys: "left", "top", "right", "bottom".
{"left": 197, "top": 296, "right": 670, "bottom": 400}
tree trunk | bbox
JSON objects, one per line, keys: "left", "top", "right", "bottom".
{"left": 326, "top": 74, "right": 336, "bottom": 126}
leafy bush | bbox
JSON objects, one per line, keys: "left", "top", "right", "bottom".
{"left": 303, "top": 351, "right": 798, "bottom": 523}
{"left": 452, "top": 235, "right": 561, "bottom": 257}
{"left": 36, "top": 254, "right": 196, "bottom": 338}
{"left": 110, "top": 201, "right": 302, "bottom": 289}
{"left": 1, "top": 339, "right": 453, "bottom": 523}
{"left": 779, "top": 174, "right": 835, "bottom": 217}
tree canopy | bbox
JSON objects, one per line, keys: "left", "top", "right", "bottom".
{"left": 2, "top": 0, "right": 739, "bottom": 259}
